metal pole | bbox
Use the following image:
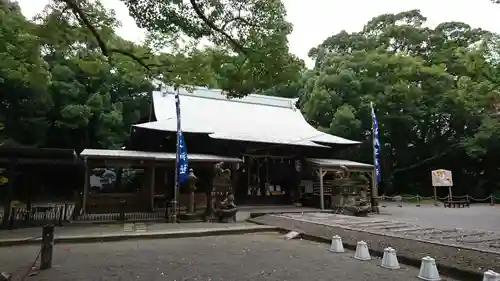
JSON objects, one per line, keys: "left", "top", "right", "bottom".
{"left": 170, "top": 131, "right": 180, "bottom": 223}
{"left": 170, "top": 88, "right": 182, "bottom": 223}
{"left": 370, "top": 102, "right": 379, "bottom": 209}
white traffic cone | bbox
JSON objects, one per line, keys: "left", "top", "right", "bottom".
{"left": 483, "top": 270, "right": 500, "bottom": 281}
{"left": 381, "top": 247, "right": 400, "bottom": 269}
{"left": 418, "top": 256, "right": 441, "bottom": 281}
{"left": 354, "top": 241, "right": 371, "bottom": 261}
{"left": 329, "top": 235, "right": 344, "bottom": 253}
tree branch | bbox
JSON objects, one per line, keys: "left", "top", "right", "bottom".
{"left": 221, "top": 16, "right": 255, "bottom": 30}
{"left": 391, "top": 144, "right": 459, "bottom": 176}
{"left": 59, "top": 0, "right": 171, "bottom": 73}
{"left": 188, "top": 0, "right": 248, "bottom": 56}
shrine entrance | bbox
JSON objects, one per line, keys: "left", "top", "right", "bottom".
{"left": 233, "top": 155, "right": 299, "bottom": 205}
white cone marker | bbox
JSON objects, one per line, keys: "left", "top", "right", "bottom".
{"left": 418, "top": 256, "right": 441, "bottom": 281}
{"left": 329, "top": 235, "right": 344, "bottom": 253}
{"left": 381, "top": 247, "right": 400, "bottom": 269}
{"left": 354, "top": 241, "right": 371, "bottom": 261}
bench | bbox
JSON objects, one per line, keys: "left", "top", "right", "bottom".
{"left": 443, "top": 200, "right": 470, "bottom": 208}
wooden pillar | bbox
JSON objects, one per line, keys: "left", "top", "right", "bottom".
{"left": 371, "top": 167, "right": 378, "bottom": 207}
{"left": 82, "top": 161, "right": 89, "bottom": 214}
{"left": 2, "top": 159, "right": 16, "bottom": 227}
{"left": 316, "top": 168, "right": 327, "bottom": 210}
{"left": 150, "top": 166, "right": 156, "bottom": 211}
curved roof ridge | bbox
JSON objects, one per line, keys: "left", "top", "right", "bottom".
{"left": 161, "top": 86, "right": 296, "bottom": 109}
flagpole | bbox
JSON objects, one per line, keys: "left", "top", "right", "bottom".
{"left": 169, "top": 88, "right": 181, "bottom": 223}
{"left": 370, "top": 102, "right": 379, "bottom": 210}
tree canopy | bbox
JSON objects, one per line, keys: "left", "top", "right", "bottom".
{"left": 300, "top": 9, "right": 500, "bottom": 196}
{"left": 0, "top": 0, "right": 304, "bottom": 150}
{"left": 2, "top": 0, "right": 500, "bottom": 197}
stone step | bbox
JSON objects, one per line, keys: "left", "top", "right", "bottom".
{"left": 390, "top": 227, "right": 434, "bottom": 233}
{"left": 344, "top": 221, "right": 391, "bottom": 227}
{"left": 461, "top": 235, "right": 500, "bottom": 243}
{"left": 404, "top": 228, "right": 458, "bottom": 236}
{"left": 439, "top": 232, "right": 486, "bottom": 240}
{"left": 366, "top": 223, "right": 412, "bottom": 230}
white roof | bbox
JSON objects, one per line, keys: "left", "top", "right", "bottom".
{"left": 134, "top": 86, "right": 360, "bottom": 147}
{"left": 80, "top": 149, "right": 243, "bottom": 163}
{"left": 307, "top": 158, "right": 373, "bottom": 169}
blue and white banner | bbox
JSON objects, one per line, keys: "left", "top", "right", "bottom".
{"left": 178, "top": 135, "right": 189, "bottom": 184}
{"left": 370, "top": 102, "right": 381, "bottom": 184}
{"left": 175, "top": 91, "right": 189, "bottom": 184}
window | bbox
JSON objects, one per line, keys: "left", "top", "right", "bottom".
{"left": 89, "top": 167, "right": 145, "bottom": 193}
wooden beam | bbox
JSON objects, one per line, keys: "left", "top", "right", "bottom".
{"left": 315, "top": 169, "right": 327, "bottom": 177}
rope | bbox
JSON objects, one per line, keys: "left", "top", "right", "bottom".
{"left": 20, "top": 248, "right": 41, "bottom": 281}
{"left": 378, "top": 194, "right": 498, "bottom": 202}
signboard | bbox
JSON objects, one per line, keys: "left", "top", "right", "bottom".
{"left": 431, "top": 169, "right": 453, "bottom": 187}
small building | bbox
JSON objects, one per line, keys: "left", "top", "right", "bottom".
{"left": 0, "top": 147, "right": 79, "bottom": 227}
{"left": 79, "top": 87, "right": 376, "bottom": 215}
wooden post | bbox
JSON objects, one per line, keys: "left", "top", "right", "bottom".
{"left": 316, "top": 168, "right": 327, "bottom": 210}
{"left": 150, "top": 166, "right": 156, "bottom": 211}
{"left": 2, "top": 160, "right": 15, "bottom": 227}
{"left": 40, "top": 225, "right": 54, "bottom": 270}
{"left": 119, "top": 200, "right": 126, "bottom": 221}
{"left": 433, "top": 186, "right": 438, "bottom": 206}
{"left": 371, "top": 167, "right": 378, "bottom": 208}
{"left": 82, "top": 163, "right": 89, "bottom": 214}
{"left": 58, "top": 204, "right": 64, "bottom": 226}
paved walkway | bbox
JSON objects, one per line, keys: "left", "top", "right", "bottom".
{"left": 0, "top": 233, "right": 460, "bottom": 281}
{"left": 0, "top": 222, "right": 278, "bottom": 246}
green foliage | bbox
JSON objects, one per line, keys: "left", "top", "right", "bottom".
{"left": 0, "top": 0, "right": 304, "bottom": 150}
{"left": 121, "top": 0, "right": 305, "bottom": 97}
{"left": 300, "top": 9, "right": 500, "bottom": 195}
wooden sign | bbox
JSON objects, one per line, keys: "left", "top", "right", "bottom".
{"left": 431, "top": 169, "right": 453, "bottom": 187}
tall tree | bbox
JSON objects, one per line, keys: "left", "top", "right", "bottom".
{"left": 35, "top": 1, "right": 154, "bottom": 150}
{"left": 58, "top": 0, "right": 302, "bottom": 97}
{"left": 301, "top": 10, "right": 499, "bottom": 195}
{"left": 0, "top": 0, "right": 51, "bottom": 146}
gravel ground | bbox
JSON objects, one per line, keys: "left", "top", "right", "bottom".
{"left": 251, "top": 215, "right": 500, "bottom": 280}
{"left": 376, "top": 202, "right": 500, "bottom": 231}
{"left": 0, "top": 233, "right": 456, "bottom": 281}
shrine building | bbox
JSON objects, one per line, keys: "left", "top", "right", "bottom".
{"left": 78, "top": 86, "right": 376, "bottom": 215}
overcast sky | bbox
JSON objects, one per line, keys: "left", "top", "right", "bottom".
{"left": 16, "top": 0, "right": 500, "bottom": 68}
